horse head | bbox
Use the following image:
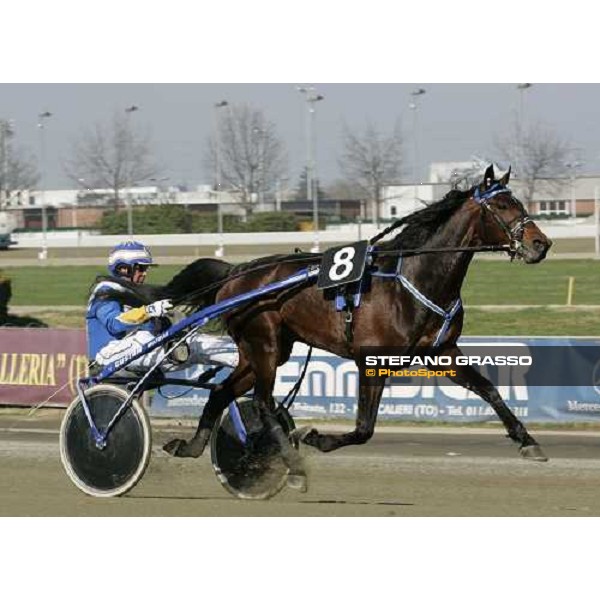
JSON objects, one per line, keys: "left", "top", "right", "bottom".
{"left": 471, "top": 164, "right": 552, "bottom": 263}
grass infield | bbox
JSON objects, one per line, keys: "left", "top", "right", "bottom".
{"left": 2, "top": 259, "right": 600, "bottom": 335}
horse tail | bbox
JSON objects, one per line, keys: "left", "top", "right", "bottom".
{"left": 161, "top": 257, "right": 233, "bottom": 308}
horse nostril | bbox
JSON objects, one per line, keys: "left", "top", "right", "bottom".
{"left": 533, "top": 239, "right": 548, "bottom": 251}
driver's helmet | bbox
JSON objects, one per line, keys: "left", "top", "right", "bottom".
{"left": 108, "top": 240, "right": 154, "bottom": 277}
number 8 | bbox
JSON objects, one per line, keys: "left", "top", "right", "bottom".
{"left": 329, "top": 247, "right": 355, "bottom": 281}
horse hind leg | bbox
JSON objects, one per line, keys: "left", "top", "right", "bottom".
{"left": 235, "top": 327, "right": 308, "bottom": 492}
{"left": 163, "top": 358, "right": 255, "bottom": 458}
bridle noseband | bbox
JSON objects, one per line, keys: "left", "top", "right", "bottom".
{"left": 473, "top": 183, "right": 533, "bottom": 257}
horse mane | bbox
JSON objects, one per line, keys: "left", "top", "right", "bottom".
{"left": 379, "top": 187, "right": 473, "bottom": 250}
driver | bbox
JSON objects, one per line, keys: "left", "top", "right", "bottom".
{"left": 86, "top": 240, "right": 238, "bottom": 373}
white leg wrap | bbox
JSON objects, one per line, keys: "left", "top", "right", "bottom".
{"left": 96, "top": 330, "right": 163, "bottom": 371}
{"left": 96, "top": 332, "right": 239, "bottom": 372}
{"left": 185, "top": 333, "right": 239, "bottom": 368}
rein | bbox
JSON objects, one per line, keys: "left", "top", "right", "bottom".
{"left": 172, "top": 242, "right": 511, "bottom": 309}
{"left": 371, "top": 244, "right": 511, "bottom": 257}
{"left": 172, "top": 255, "right": 322, "bottom": 308}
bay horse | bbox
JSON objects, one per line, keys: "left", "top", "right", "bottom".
{"left": 156, "top": 165, "right": 551, "bottom": 491}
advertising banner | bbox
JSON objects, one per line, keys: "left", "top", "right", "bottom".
{"left": 0, "top": 329, "right": 87, "bottom": 407}
{"left": 151, "top": 337, "right": 600, "bottom": 423}
{"left": 4, "top": 328, "right": 600, "bottom": 423}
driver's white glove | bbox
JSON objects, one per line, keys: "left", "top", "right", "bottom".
{"left": 145, "top": 299, "right": 173, "bottom": 318}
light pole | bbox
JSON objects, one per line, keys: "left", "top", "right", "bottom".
{"left": 515, "top": 84, "right": 533, "bottom": 171}
{"left": 565, "top": 161, "right": 583, "bottom": 223}
{"left": 74, "top": 178, "right": 90, "bottom": 229}
{"left": 214, "top": 100, "right": 228, "bottom": 192}
{"left": 357, "top": 199, "right": 366, "bottom": 241}
{"left": 275, "top": 177, "right": 288, "bottom": 211}
{"left": 516, "top": 83, "right": 533, "bottom": 127}
{"left": 149, "top": 177, "right": 170, "bottom": 204}
{"left": 214, "top": 100, "right": 228, "bottom": 258}
{"left": 409, "top": 88, "right": 426, "bottom": 184}
{"left": 38, "top": 111, "right": 52, "bottom": 260}
{"left": 124, "top": 105, "right": 139, "bottom": 237}
{"left": 595, "top": 186, "right": 599, "bottom": 258}
{"left": 297, "top": 85, "right": 324, "bottom": 252}
{"left": 0, "top": 119, "right": 14, "bottom": 207}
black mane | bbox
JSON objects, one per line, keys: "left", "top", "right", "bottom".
{"left": 379, "top": 187, "right": 472, "bottom": 250}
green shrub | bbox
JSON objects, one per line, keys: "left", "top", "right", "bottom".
{"left": 98, "top": 205, "right": 196, "bottom": 235}
{"left": 243, "top": 212, "right": 300, "bottom": 232}
{"left": 98, "top": 206, "right": 302, "bottom": 235}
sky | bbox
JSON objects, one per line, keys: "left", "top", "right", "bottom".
{"left": 1, "top": 82, "right": 599, "bottom": 192}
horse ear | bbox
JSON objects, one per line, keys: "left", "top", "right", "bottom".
{"left": 483, "top": 164, "right": 495, "bottom": 188}
{"left": 499, "top": 165, "right": 511, "bottom": 186}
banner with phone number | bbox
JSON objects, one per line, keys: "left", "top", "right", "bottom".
{"left": 4, "top": 328, "right": 600, "bottom": 423}
{"left": 151, "top": 337, "right": 600, "bottom": 422}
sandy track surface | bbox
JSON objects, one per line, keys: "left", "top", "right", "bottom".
{"left": 2, "top": 412, "right": 600, "bottom": 516}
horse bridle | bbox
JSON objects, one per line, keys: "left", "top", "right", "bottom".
{"left": 473, "top": 183, "right": 533, "bottom": 257}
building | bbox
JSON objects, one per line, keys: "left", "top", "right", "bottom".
{"left": 381, "top": 162, "right": 600, "bottom": 222}
{"left": 3, "top": 161, "right": 600, "bottom": 233}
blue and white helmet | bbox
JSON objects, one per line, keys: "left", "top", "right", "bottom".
{"left": 108, "top": 240, "right": 154, "bottom": 277}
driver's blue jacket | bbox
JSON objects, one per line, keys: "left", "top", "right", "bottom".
{"left": 86, "top": 281, "right": 153, "bottom": 360}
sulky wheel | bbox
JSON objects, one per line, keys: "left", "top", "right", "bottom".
{"left": 59, "top": 384, "right": 152, "bottom": 498}
{"left": 210, "top": 398, "right": 297, "bottom": 500}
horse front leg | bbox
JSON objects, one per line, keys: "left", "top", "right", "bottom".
{"left": 300, "top": 381, "right": 386, "bottom": 453}
{"left": 440, "top": 345, "right": 547, "bottom": 461}
{"left": 163, "top": 359, "right": 255, "bottom": 458}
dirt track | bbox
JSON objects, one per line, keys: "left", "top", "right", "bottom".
{"left": 2, "top": 411, "right": 600, "bottom": 516}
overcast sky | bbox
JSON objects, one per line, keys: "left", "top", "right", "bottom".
{"left": 2, "top": 83, "right": 599, "bottom": 191}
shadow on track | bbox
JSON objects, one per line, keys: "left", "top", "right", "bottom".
{"left": 128, "top": 494, "right": 413, "bottom": 506}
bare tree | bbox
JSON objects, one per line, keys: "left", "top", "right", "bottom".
{"left": 0, "top": 119, "right": 39, "bottom": 208}
{"left": 447, "top": 156, "right": 497, "bottom": 190}
{"left": 338, "top": 120, "right": 404, "bottom": 225}
{"left": 65, "top": 110, "right": 159, "bottom": 203}
{"left": 325, "top": 178, "right": 365, "bottom": 201}
{"left": 495, "top": 119, "right": 574, "bottom": 204}
{"left": 206, "top": 104, "right": 287, "bottom": 206}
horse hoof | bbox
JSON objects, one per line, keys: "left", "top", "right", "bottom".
{"left": 298, "top": 428, "right": 319, "bottom": 447}
{"left": 289, "top": 426, "right": 313, "bottom": 446}
{"left": 286, "top": 473, "right": 308, "bottom": 493}
{"left": 520, "top": 445, "right": 548, "bottom": 462}
{"left": 163, "top": 438, "right": 185, "bottom": 456}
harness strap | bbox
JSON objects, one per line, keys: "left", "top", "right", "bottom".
{"left": 334, "top": 287, "right": 356, "bottom": 344}
{"left": 372, "top": 255, "right": 462, "bottom": 347}
{"left": 432, "top": 299, "right": 462, "bottom": 347}
{"left": 343, "top": 291, "right": 355, "bottom": 344}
